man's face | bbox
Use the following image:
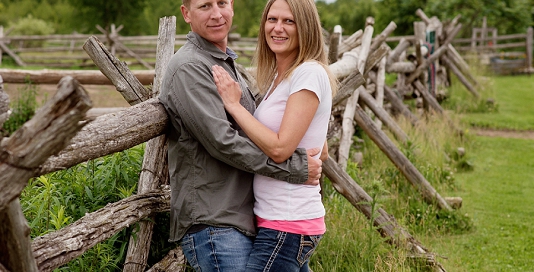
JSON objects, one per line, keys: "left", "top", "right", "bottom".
{"left": 181, "top": 0, "right": 234, "bottom": 52}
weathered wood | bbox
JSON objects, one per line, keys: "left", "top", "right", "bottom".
{"left": 446, "top": 44, "right": 478, "bottom": 86}
{"left": 328, "top": 26, "right": 341, "bottom": 64}
{"left": 445, "top": 197, "right": 463, "bottom": 209}
{"left": 83, "top": 36, "right": 151, "bottom": 105}
{"left": 332, "top": 70, "right": 365, "bottom": 107}
{"left": 405, "top": 23, "right": 462, "bottom": 85}
{"left": 0, "top": 69, "right": 155, "bottom": 85}
{"left": 0, "top": 76, "right": 92, "bottom": 210}
{"left": 375, "top": 57, "right": 386, "bottom": 128}
{"left": 415, "top": 9, "right": 431, "bottom": 25}
{"left": 369, "top": 21, "right": 397, "bottom": 53}
{"left": 387, "top": 38, "right": 411, "bottom": 65}
{"left": 352, "top": 105, "right": 453, "bottom": 211}
{"left": 0, "top": 200, "right": 38, "bottom": 272}
{"left": 146, "top": 247, "right": 187, "bottom": 272}
{"left": 368, "top": 71, "right": 418, "bottom": 126}
{"left": 323, "top": 157, "right": 446, "bottom": 271}
{"left": 0, "top": 42, "right": 26, "bottom": 66}
{"left": 0, "top": 75, "right": 9, "bottom": 129}
{"left": 0, "top": 76, "right": 91, "bottom": 271}
{"left": 440, "top": 54, "right": 480, "bottom": 97}
{"left": 35, "top": 98, "right": 167, "bottom": 176}
{"left": 413, "top": 80, "right": 444, "bottom": 115}
{"left": 32, "top": 190, "right": 171, "bottom": 272}
{"left": 358, "top": 89, "right": 409, "bottom": 144}
{"left": 526, "top": 27, "right": 533, "bottom": 73}
{"left": 363, "top": 44, "right": 390, "bottom": 76}
{"left": 386, "top": 62, "right": 416, "bottom": 73}
{"left": 337, "top": 30, "right": 363, "bottom": 58}
{"left": 86, "top": 107, "right": 126, "bottom": 117}
{"left": 124, "top": 16, "right": 175, "bottom": 272}
{"left": 338, "top": 22, "right": 374, "bottom": 169}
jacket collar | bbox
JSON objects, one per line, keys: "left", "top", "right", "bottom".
{"left": 186, "top": 31, "right": 238, "bottom": 61}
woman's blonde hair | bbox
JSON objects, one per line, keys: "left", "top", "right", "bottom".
{"left": 253, "top": 0, "right": 337, "bottom": 95}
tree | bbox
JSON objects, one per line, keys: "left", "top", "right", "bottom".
{"left": 66, "top": 0, "right": 147, "bottom": 35}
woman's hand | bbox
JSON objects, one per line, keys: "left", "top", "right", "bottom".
{"left": 212, "top": 65, "right": 242, "bottom": 112}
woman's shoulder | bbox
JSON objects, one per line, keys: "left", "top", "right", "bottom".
{"left": 295, "top": 61, "right": 327, "bottom": 75}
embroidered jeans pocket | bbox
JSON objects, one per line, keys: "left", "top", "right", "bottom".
{"left": 297, "top": 234, "right": 322, "bottom": 267}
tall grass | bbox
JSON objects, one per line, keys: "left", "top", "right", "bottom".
{"left": 311, "top": 111, "right": 474, "bottom": 271}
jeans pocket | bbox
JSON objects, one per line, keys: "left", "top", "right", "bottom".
{"left": 180, "top": 235, "right": 199, "bottom": 270}
{"left": 297, "top": 234, "right": 322, "bottom": 266}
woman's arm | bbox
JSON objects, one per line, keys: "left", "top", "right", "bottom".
{"left": 212, "top": 65, "right": 319, "bottom": 163}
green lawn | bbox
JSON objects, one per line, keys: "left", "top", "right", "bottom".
{"left": 459, "top": 75, "right": 534, "bottom": 131}
{"left": 425, "top": 136, "right": 534, "bottom": 271}
{"left": 424, "top": 74, "right": 534, "bottom": 271}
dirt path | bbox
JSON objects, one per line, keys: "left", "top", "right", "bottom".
{"left": 471, "top": 128, "right": 534, "bottom": 140}
{"left": 3, "top": 83, "right": 130, "bottom": 108}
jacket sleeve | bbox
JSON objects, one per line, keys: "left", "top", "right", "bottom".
{"left": 163, "top": 62, "right": 309, "bottom": 184}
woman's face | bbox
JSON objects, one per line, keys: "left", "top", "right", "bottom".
{"left": 264, "top": 0, "right": 299, "bottom": 61}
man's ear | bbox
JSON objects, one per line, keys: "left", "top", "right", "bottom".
{"left": 181, "top": 5, "right": 191, "bottom": 24}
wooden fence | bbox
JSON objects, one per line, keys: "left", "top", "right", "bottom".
{"left": 0, "top": 11, "right": 471, "bottom": 271}
{"left": 1, "top": 20, "right": 532, "bottom": 75}
{"left": 0, "top": 24, "right": 257, "bottom": 69}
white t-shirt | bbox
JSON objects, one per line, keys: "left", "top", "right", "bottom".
{"left": 253, "top": 61, "right": 332, "bottom": 220}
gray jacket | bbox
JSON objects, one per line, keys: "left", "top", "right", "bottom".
{"left": 159, "top": 32, "right": 310, "bottom": 242}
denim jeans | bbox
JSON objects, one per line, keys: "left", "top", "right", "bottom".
{"left": 180, "top": 226, "right": 253, "bottom": 272}
{"left": 245, "top": 228, "right": 323, "bottom": 272}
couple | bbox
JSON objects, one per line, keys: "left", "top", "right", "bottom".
{"left": 158, "top": 0, "right": 337, "bottom": 271}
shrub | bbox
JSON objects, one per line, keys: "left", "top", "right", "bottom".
{"left": 1, "top": 82, "right": 38, "bottom": 136}
{"left": 8, "top": 15, "right": 55, "bottom": 47}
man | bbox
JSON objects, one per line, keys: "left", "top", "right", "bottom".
{"left": 158, "top": 0, "right": 323, "bottom": 271}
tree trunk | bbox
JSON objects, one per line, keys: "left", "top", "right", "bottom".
{"left": 32, "top": 190, "right": 171, "bottom": 272}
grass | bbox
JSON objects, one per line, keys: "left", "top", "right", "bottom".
{"left": 445, "top": 74, "right": 534, "bottom": 131}
{"left": 423, "top": 136, "right": 534, "bottom": 271}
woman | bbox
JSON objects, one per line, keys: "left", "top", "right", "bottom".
{"left": 212, "top": 0, "right": 336, "bottom": 270}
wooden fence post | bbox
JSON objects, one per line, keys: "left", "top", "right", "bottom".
{"left": 0, "top": 77, "right": 92, "bottom": 271}
{"left": 123, "top": 16, "right": 178, "bottom": 272}
{"left": 526, "top": 26, "right": 533, "bottom": 74}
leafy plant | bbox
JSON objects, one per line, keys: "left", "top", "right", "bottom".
{"left": 1, "top": 81, "right": 38, "bottom": 136}
{"left": 8, "top": 14, "right": 55, "bottom": 47}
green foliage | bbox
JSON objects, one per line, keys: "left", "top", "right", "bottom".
{"left": 0, "top": 0, "right": 532, "bottom": 37}
{"left": 21, "top": 145, "right": 145, "bottom": 270}
{"left": 64, "top": 0, "right": 147, "bottom": 35}
{"left": 1, "top": 81, "right": 38, "bottom": 136}
{"left": 7, "top": 14, "right": 55, "bottom": 47}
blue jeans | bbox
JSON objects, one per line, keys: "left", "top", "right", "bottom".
{"left": 180, "top": 226, "right": 253, "bottom": 272}
{"left": 245, "top": 228, "right": 323, "bottom": 272}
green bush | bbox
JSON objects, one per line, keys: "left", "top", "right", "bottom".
{"left": 8, "top": 14, "right": 55, "bottom": 47}
{"left": 1, "top": 82, "right": 38, "bottom": 136}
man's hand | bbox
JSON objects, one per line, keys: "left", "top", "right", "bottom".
{"left": 304, "top": 147, "right": 322, "bottom": 186}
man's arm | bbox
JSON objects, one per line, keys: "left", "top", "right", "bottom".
{"left": 161, "top": 62, "right": 318, "bottom": 184}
